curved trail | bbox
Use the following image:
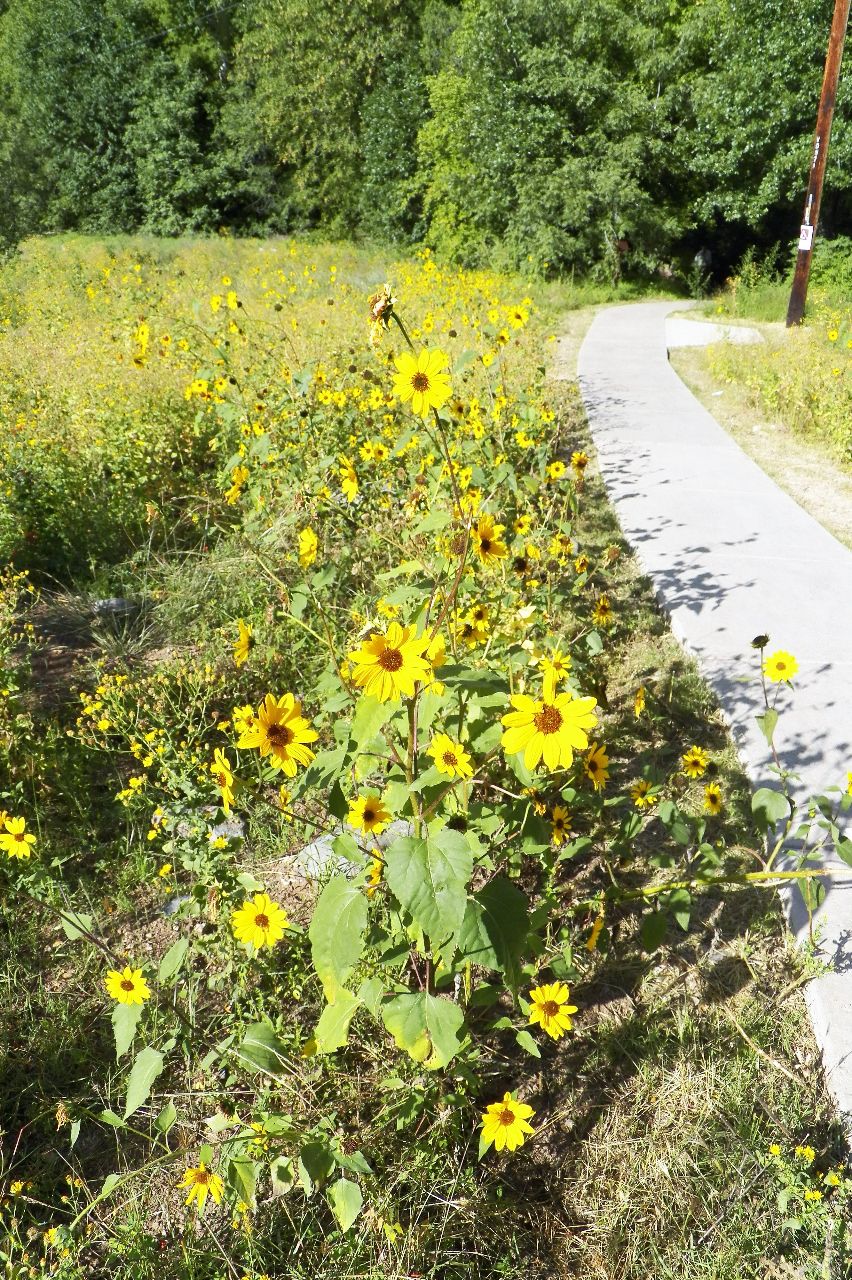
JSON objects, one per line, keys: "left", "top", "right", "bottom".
{"left": 574, "top": 300, "right": 852, "bottom": 1117}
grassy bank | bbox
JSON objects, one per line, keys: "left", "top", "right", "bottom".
{"left": 0, "top": 236, "right": 847, "bottom": 1280}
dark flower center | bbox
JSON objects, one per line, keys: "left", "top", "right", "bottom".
{"left": 121, "top": 979, "right": 135, "bottom": 992}
{"left": 411, "top": 372, "right": 430, "bottom": 393}
{"left": 499, "top": 1108, "right": 516, "bottom": 1127}
{"left": 255, "top": 913, "right": 270, "bottom": 929}
{"left": 363, "top": 807, "right": 376, "bottom": 824}
{"left": 195, "top": 1170, "right": 210, "bottom": 1185}
{"left": 443, "top": 751, "right": 458, "bottom": 767}
{"left": 542, "top": 1001, "right": 560, "bottom": 1018}
{"left": 266, "top": 723, "right": 293, "bottom": 747}
{"left": 480, "top": 538, "right": 492, "bottom": 553}
{"left": 378, "top": 647, "right": 403, "bottom": 672}
{"left": 534, "top": 704, "right": 563, "bottom": 735}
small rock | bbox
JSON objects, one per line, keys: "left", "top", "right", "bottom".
{"left": 211, "top": 816, "right": 246, "bottom": 842}
{"left": 163, "top": 895, "right": 192, "bottom": 917}
{"left": 91, "top": 597, "right": 139, "bottom": 617}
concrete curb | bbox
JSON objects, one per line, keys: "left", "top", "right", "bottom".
{"left": 575, "top": 300, "right": 852, "bottom": 1117}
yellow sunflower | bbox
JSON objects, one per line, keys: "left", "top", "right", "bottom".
{"left": 704, "top": 782, "right": 723, "bottom": 814}
{"left": 0, "top": 815, "right": 36, "bottom": 859}
{"left": 634, "top": 685, "right": 646, "bottom": 717}
{"left": 763, "top": 650, "right": 798, "bottom": 683}
{"left": 298, "top": 526, "right": 318, "bottom": 568}
{"left": 424, "top": 631, "right": 447, "bottom": 695}
{"left": 501, "top": 691, "right": 598, "bottom": 772}
{"left": 178, "top": 1163, "right": 224, "bottom": 1212}
{"left": 528, "top": 981, "right": 578, "bottom": 1040}
{"left": 232, "top": 704, "right": 257, "bottom": 739}
{"left": 233, "top": 619, "right": 253, "bottom": 668}
{"left": 339, "top": 455, "right": 359, "bottom": 503}
{"left": 682, "top": 745, "right": 709, "bottom": 778}
{"left": 209, "top": 748, "right": 235, "bottom": 814}
{"left": 592, "top": 594, "right": 614, "bottom": 628}
{"left": 630, "top": 779, "right": 655, "bottom": 809}
{"left": 550, "top": 803, "right": 573, "bottom": 846}
{"left": 471, "top": 514, "right": 508, "bottom": 565}
{"left": 238, "top": 693, "right": 317, "bottom": 776}
{"left": 540, "top": 649, "right": 572, "bottom": 698}
{"left": 480, "top": 1093, "right": 536, "bottom": 1153}
{"left": 347, "top": 793, "right": 391, "bottom": 834}
{"left": 392, "top": 348, "right": 452, "bottom": 418}
{"left": 348, "top": 621, "right": 431, "bottom": 702}
{"left": 232, "top": 892, "right": 289, "bottom": 949}
{"left": 584, "top": 742, "right": 610, "bottom": 790}
{"left": 366, "top": 855, "right": 383, "bottom": 896}
{"left": 428, "top": 733, "right": 474, "bottom": 779}
{"left": 105, "top": 966, "right": 151, "bottom": 1006}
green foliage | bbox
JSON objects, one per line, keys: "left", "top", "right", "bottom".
{"left": 418, "top": 0, "right": 682, "bottom": 273}
{"left": 0, "top": 0, "right": 849, "bottom": 273}
{"left": 0, "top": 234, "right": 848, "bottom": 1278}
{"left": 226, "top": 0, "right": 423, "bottom": 234}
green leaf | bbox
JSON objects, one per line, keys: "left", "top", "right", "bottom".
{"left": 124, "top": 1046, "right": 165, "bottom": 1119}
{"left": 302, "top": 746, "right": 348, "bottom": 789}
{"left": 236, "top": 871, "right": 264, "bottom": 893}
{"left": 384, "top": 830, "right": 472, "bottom": 944}
{"left": 101, "top": 1173, "right": 121, "bottom": 1199}
{"left": 380, "top": 992, "right": 465, "bottom": 1069}
{"left": 60, "top": 910, "right": 93, "bottom": 941}
{"left": 639, "top": 911, "right": 668, "bottom": 953}
{"left": 515, "top": 1029, "right": 541, "bottom": 1057}
{"left": 157, "top": 937, "right": 188, "bottom": 984}
{"left": 237, "top": 1021, "right": 288, "bottom": 1076}
{"left": 298, "top": 1140, "right": 335, "bottom": 1195}
{"left": 455, "top": 877, "right": 528, "bottom": 982}
{"left": 309, "top": 875, "right": 369, "bottom": 1001}
{"left": 439, "top": 665, "right": 508, "bottom": 694}
{"left": 357, "top": 975, "right": 385, "bottom": 1016}
{"left": 99, "top": 1110, "right": 127, "bottom": 1129}
{"left": 270, "top": 1155, "right": 295, "bottom": 1196}
{"left": 111, "top": 1002, "right": 142, "bottom": 1060}
{"left": 314, "top": 989, "right": 361, "bottom": 1053}
{"left": 349, "top": 696, "right": 395, "bottom": 751}
{"left": 155, "top": 1101, "right": 177, "bottom": 1134}
{"left": 227, "top": 1158, "right": 258, "bottom": 1206}
{"left": 328, "top": 1176, "right": 363, "bottom": 1232}
{"left": 756, "top": 707, "right": 779, "bottom": 746}
{"left": 412, "top": 508, "right": 453, "bottom": 534}
{"left": 752, "top": 787, "right": 791, "bottom": 830}
{"left": 665, "top": 888, "right": 692, "bottom": 932}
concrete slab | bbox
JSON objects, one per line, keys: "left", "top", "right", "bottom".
{"left": 577, "top": 300, "right": 852, "bottom": 1118}
{"left": 665, "top": 316, "right": 763, "bottom": 349}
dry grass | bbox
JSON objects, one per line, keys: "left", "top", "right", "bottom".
{"left": 670, "top": 343, "right": 852, "bottom": 553}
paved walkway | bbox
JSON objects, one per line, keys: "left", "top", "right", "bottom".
{"left": 572, "top": 300, "right": 852, "bottom": 1116}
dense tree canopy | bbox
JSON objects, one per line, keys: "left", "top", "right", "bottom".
{"left": 0, "top": 0, "right": 848, "bottom": 274}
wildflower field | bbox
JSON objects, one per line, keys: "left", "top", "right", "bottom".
{"left": 1, "top": 235, "right": 850, "bottom": 1280}
{"left": 707, "top": 251, "right": 852, "bottom": 463}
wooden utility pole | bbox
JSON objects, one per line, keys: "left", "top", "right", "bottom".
{"left": 787, "top": 0, "right": 851, "bottom": 326}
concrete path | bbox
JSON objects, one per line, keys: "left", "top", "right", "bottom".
{"left": 572, "top": 300, "right": 852, "bottom": 1116}
{"left": 665, "top": 315, "right": 763, "bottom": 349}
